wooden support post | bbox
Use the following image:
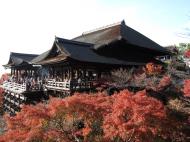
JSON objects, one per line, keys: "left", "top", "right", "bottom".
{"left": 13, "top": 69, "right": 15, "bottom": 76}
{"left": 18, "top": 70, "right": 21, "bottom": 78}
{"left": 70, "top": 67, "right": 73, "bottom": 80}
{"left": 61, "top": 66, "right": 63, "bottom": 81}
{"left": 76, "top": 69, "right": 78, "bottom": 79}
{"left": 30, "top": 70, "right": 32, "bottom": 76}
{"left": 11, "top": 68, "right": 13, "bottom": 76}
{"left": 25, "top": 69, "right": 27, "bottom": 76}
{"left": 52, "top": 67, "right": 55, "bottom": 78}
{"left": 97, "top": 71, "right": 101, "bottom": 80}
{"left": 63, "top": 68, "right": 65, "bottom": 80}
{"left": 83, "top": 68, "right": 86, "bottom": 78}
{"left": 16, "top": 69, "right": 18, "bottom": 81}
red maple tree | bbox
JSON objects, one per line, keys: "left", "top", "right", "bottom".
{"left": 183, "top": 79, "right": 190, "bottom": 97}
{"left": 184, "top": 49, "right": 190, "bottom": 58}
{"left": 0, "top": 89, "right": 188, "bottom": 142}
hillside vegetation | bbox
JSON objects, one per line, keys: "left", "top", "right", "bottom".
{"left": 0, "top": 63, "right": 190, "bottom": 142}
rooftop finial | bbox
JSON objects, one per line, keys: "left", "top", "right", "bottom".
{"left": 55, "top": 35, "right": 59, "bottom": 42}
{"left": 121, "top": 20, "right": 125, "bottom": 25}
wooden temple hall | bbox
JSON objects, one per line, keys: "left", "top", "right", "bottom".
{"left": 1, "top": 20, "right": 170, "bottom": 114}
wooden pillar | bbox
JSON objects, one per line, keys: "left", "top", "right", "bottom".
{"left": 70, "top": 67, "right": 73, "bottom": 80}
{"left": 83, "top": 68, "right": 86, "bottom": 78}
{"left": 11, "top": 68, "right": 13, "bottom": 76}
{"left": 30, "top": 70, "right": 32, "bottom": 76}
{"left": 76, "top": 68, "right": 79, "bottom": 79}
{"left": 64, "top": 69, "right": 67, "bottom": 80}
{"left": 16, "top": 69, "right": 18, "bottom": 81}
{"left": 18, "top": 70, "right": 21, "bottom": 78}
{"left": 72, "top": 68, "right": 77, "bottom": 79}
{"left": 13, "top": 69, "right": 15, "bottom": 76}
{"left": 97, "top": 71, "right": 101, "bottom": 79}
{"left": 25, "top": 69, "right": 27, "bottom": 77}
{"left": 26, "top": 70, "right": 28, "bottom": 76}
{"left": 52, "top": 67, "right": 55, "bottom": 78}
{"left": 61, "top": 66, "right": 63, "bottom": 81}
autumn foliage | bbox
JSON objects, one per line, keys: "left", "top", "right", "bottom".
{"left": 0, "top": 65, "right": 190, "bottom": 141}
{"left": 103, "top": 90, "right": 166, "bottom": 142}
{"left": 183, "top": 79, "right": 190, "bottom": 97}
{"left": 144, "top": 62, "right": 162, "bottom": 75}
{"left": 1, "top": 104, "right": 50, "bottom": 141}
{"left": 157, "top": 75, "right": 171, "bottom": 91}
{"left": 184, "top": 49, "right": 190, "bottom": 58}
{"left": 0, "top": 89, "right": 188, "bottom": 142}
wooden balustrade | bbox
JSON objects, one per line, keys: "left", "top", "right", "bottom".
{"left": 1, "top": 79, "right": 93, "bottom": 93}
{"left": 71, "top": 81, "right": 93, "bottom": 90}
{"left": 45, "top": 80, "right": 71, "bottom": 91}
{"left": 1, "top": 81, "right": 42, "bottom": 94}
{"left": 1, "top": 81, "right": 26, "bottom": 93}
{"left": 45, "top": 80, "right": 93, "bottom": 91}
{"left": 1, "top": 79, "right": 94, "bottom": 115}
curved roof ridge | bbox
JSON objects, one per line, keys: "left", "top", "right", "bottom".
{"left": 10, "top": 52, "right": 38, "bottom": 57}
{"left": 55, "top": 36, "right": 93, "bottom": 46}
{"left": 82, "top": 20, "right": 125, "bottom": 35}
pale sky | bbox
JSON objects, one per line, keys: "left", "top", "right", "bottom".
{"left": 0, "top": 0, "right": 190, "bottom": 75}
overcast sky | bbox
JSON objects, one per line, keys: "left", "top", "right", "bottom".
{"left": 0, "top": 0, "right": 190, "bottom": 75}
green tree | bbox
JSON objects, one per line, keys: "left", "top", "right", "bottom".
{"left": 175, "top": 43, "right": 190, "bottom": 61}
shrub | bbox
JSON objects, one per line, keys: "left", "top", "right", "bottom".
{"left": 168, "top": 99, "right": 185, "bottom": 111}
{"left": 133, "top": 73, "right": 171, "bottom": 92}
{"left": 184, "top": 49, "right": 190, "bottom": 58}
{"left": 144, "top": 62, "right": 162, "bottom": 75}
{"left": 111, "top": 68, "right": 134, "bottom": 85}
{"left": 183, "top": 79, "right": 190, "bottom": 97}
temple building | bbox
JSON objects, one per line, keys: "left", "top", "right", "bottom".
{"left": 1, "top": 20, "right": 171, "bottom": 114}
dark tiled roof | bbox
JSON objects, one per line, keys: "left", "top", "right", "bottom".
{"left": 33, "top": 37, "right": 145, "bottom": 66}
{"left": 4, "top": 52, "right": 38, "bottom": 67}
{"left": 32, "top": 20, "right": 171, "bottom": 66}
{"left": 31, "top": 50, "right": 50, "bottom": 64}
{"left": 73, "top": 20, "right": 170, "bottom": 54}
{"left": 10, "top": 52, "right": 38, "bottom": 62}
